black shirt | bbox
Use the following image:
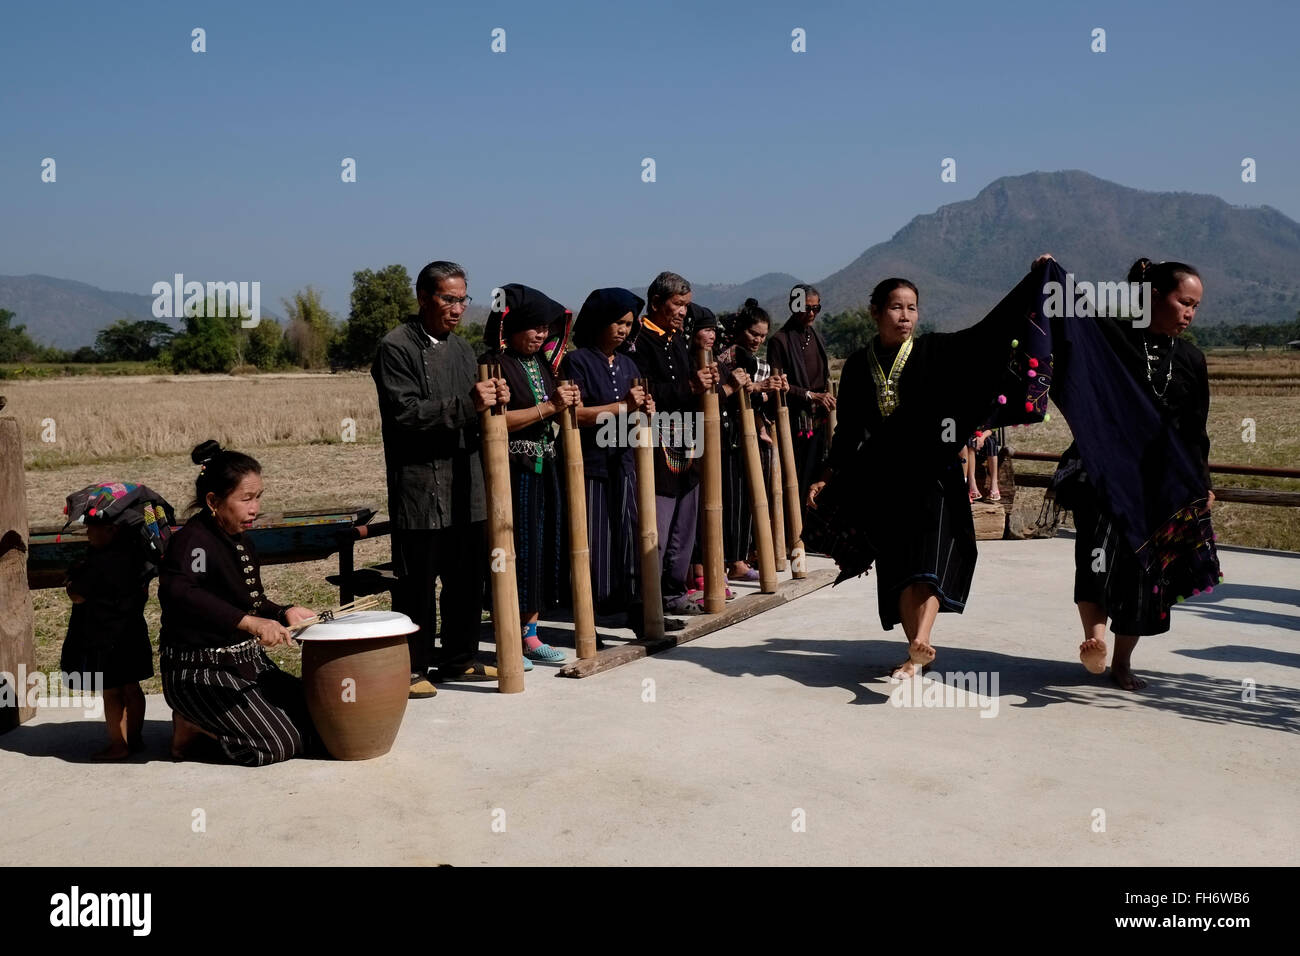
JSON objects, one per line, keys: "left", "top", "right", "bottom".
{"left": 158, "top": 511, "right": 288, "bottom": 649}
{"left": 372, "top": 318, "right": 487, "bottom": 529}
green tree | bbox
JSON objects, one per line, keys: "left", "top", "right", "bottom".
{"left": 0, "top": 308, "right": 48, "bottom": 362}
{"left": 240, "top": 318, "right": 285, "bottom": 369}
{"left": 455, "top": 321, "right": 485, "bottom": 357}
{"left": 818, "top": 308, "right": 878, "bottom": 359}
{"left": 332, "top": 265, "right": 417, "bottom": 368}
{"left": 168, "top": 303, "right": 237, "bottom": 373}
{"left": 94, "top": 318, "right": 176, "bottom": 361}
{"left": 282, "top": 286, "right": 337, "bottom": 369}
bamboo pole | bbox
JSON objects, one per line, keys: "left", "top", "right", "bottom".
{"left": 479, "top": 363, "right": 525, "bottom": 693}
{"left": 775, "top": 389, "right": 806, "bottom": 579}
{"left": 0, "top": 415, "right": 36, "bottom": 732}
{"left": 696, "top": 348, "right": 725, "bottom": 613}
{"left": 769, "top": 416, "right": 787, "bottom": 572}
{"left": 632, "top": 379, "right": 665, "bottom": 640}
{"left": 558, "top": 379, "right": 596, "bottom": 659}
{"left": 737, "top": 387, "right": 777, "bottom": 593}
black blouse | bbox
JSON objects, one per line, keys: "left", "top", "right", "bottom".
{"left": 158, "top": 511, "right": 288, "bottom": 649}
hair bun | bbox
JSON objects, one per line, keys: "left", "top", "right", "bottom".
{"left": 191, "top": 439, "right": 222, "bottom": 465}
{"left": 742, "top": 297, "right": 760, "bottom": 311}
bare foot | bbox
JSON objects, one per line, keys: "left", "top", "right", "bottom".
{"left": 171, "top": 712, "right": 207, "bottom": 760}
{"left": 92, "top": 744, "right": 131, "bottom": 761}
{"left": 1110, "top": 664, "right": 1147, "bottom": 691}
{"left": 1080, "top": 637, "right": 1107, "bottom": 674}
{"left": 891, "top": 642, "right": 937, "bottom": 681}
{"left": 890, "top": 659, "right": 918, "bottom": 681}
{"left": 909, "top": 640, "right": 936, "bottom": 669}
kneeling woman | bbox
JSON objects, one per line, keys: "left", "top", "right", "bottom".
{"left": 160, "top": 441, "right": 317, "bottom": 765}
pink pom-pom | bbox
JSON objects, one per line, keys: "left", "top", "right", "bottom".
{"left": 1192, "top": 588, "right": 1200, "bottom": 596}
{"left": 1152, "top": 585, "right": 1159, "bottom": 594}
{"left": 997, "top": 394, "right": 1007, "bottom": 404}
{"left": 1028, "top": 358, "right": 1039, "bottom": 368}
{"left": 1027, "top": 370, "right": 1037, "bottom": 378}
{"left": 1160, "top": 612, "right": 1168, "bottom": 620}
{"left": 1025, "top": 401, "right": 1034, "bottom": 412}
{"left": 1205, "top": 586, "right": 1213, "bottom": 594}
{"left": 88, "top": 508, "right": 97, "bottom": 516}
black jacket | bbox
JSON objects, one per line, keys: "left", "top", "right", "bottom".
{"left": 159, "top": 511, "right": 288, "bottom": 649}
{"left": 372, "top": 318, "right": 487, "bottom": 529}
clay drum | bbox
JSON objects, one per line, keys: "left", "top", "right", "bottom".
{"left": 297, "top": 611, "right": 416, "bottom": 760}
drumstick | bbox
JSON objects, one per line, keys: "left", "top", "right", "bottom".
{"left": 290, "top": 596, "right": 383, "bottom": 632}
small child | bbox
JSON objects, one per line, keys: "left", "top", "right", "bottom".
{"left": 62, "top": 521, "right": 155, "bottom": 760}
{"left": 964, "top": 426, "right": 1002, "bottom": 503}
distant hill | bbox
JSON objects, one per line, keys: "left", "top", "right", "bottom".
{"left": 8, "top": 172, "right": 1299, "bottom": 347}
{"left": 0, "top": 275, "right": 167, "bottom": 349}
{"left": 631, "top": 272, "right": 805, "bottom": 316}
{"left": 794, "top": 171, "right": 1300, "bottom": 329}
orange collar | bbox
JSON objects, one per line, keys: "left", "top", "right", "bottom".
{"left": 642, "top": 316, "right": 672, "bottom": 340}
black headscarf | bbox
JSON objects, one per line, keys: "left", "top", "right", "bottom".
{"left": 572, "top": 288, "right": 645, "bottom": 350}
{"left": 483, "top": 283, "right": 569, "bottom": 355}
{"left": 685, "top": 302, "right": 718, "bottom": 337}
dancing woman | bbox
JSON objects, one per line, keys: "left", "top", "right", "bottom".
{"left": 807, "top": 266, "right": 1054, "bottom": 679}
{"left": 1049, "top": 257, "right": 1216, "bottom": 690}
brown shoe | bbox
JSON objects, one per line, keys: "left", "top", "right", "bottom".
{"left": 409, "top": 674, "right": 438, "bottom": 698}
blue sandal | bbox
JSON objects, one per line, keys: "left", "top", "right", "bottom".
{"left": 524, "top": 643, "right": 566, "bottom": 663}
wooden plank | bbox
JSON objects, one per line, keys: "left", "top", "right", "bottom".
{"left": 0, "top": 417, "right": 36, "bottom": 731}
{"left": 558, "top": 568, "right": 838, "bottom": 679}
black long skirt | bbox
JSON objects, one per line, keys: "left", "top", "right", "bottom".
{"left": 1071, "top": 484, "right": 1172, "bottom": 637}
{"left": 871, "top": 461, "right": 978, "bottom": 631}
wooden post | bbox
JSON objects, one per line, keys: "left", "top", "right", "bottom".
{"left": 696, "top": 348, "right": 725, "bottom": 614}
{"left": 558, "top": 379, "right": 596, "bottom": 659}
{"left": 737, "top": 388, "right": 777, "bottom": 593}
{"left": 632, "top": 379, "right": 665, "bottom": 640}
{"left": 0, "top": 415, "right": 36, "bottom": 732}
{"left": 479, "top": 363, "right": 524, "bottom": 693}
{"left": 769, "top": 419, "right": 787, "bottom": 572}
{"left": 775, "top": 391, "right": 806, "bottom": 579}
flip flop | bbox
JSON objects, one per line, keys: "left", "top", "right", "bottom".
{"left": 984, "top": 493, "right": 1002, "bottom": 502}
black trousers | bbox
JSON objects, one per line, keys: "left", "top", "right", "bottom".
{"left": 392, "top": 523, "right": 487, "bottom": 675}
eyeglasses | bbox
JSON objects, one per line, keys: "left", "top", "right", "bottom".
{"left": 802, "top": 305, "right": 822, "bottom": 315}
{"left": 435, "top": 294, "right": 472, "bottom": 307}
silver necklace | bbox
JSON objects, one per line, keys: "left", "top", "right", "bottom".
{"left": 1143, "top": 335, "right": 1173, "bottom": 399}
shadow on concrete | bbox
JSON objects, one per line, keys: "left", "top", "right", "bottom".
{"left": 0, "top": 718, "right": 174, "bottom": 763}
{"left": 1175, "top": 645, "right": 1300, "bottom": 669}
{"left": 667, "top": 638, "right": 1300, "bottom": 734}
{"left": 1174, "top": 582, "right": 1300, "bottom": 632}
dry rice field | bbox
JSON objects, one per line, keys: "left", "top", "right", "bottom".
{"left": 4, "top": 356, "right": 1297, "bottom": 689}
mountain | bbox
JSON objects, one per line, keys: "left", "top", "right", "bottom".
{"left": 631, "top": 272, "right": 805, "bottom": 316}
{"left": 0, "top": 275, "right": 167, "bottom": 349}
{"left": 796, "top": 171, "right": 1300, "bottom": 329}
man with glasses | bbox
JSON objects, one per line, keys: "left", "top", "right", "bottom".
{"left": 767, "top": 282, "right": 835, "bottom": 524}
{"left": 372, "top": 260, "right": 510, "bottom": 698}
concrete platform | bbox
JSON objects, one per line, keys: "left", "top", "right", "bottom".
{"left": 2, "top": 537, "right": 1296, "bottom": 866}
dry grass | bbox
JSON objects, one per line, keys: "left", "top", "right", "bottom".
{"left": 4, "top": 371, "right": 381, "bottom": 469}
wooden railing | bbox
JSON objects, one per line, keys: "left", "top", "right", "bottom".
{"left": 1008, "top": 451, "right": 1300, "bottom": 507}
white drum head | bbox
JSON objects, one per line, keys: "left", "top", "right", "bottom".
{"left": 296, "top": 610, "right": 419, "bottom": 641}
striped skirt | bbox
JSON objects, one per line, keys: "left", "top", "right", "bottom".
{"left": 161, "top": 640, "right": 313, "bottom": 767}
{"left": 512, "top": 465, "right": 566, "bottom": 615}
{"left": 586, "top": 470, "right": 638, "bottom": 612}
{"left": 1071, "top": 486, "right": 1171, "bottom": 637}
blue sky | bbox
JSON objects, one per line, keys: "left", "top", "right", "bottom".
{"left": 3, "top": 0, "right": 1298, "bottom": 323}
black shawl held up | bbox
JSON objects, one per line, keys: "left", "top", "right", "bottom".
{"left": 813, "top": 260, "right": 1218, "bottom": 598}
